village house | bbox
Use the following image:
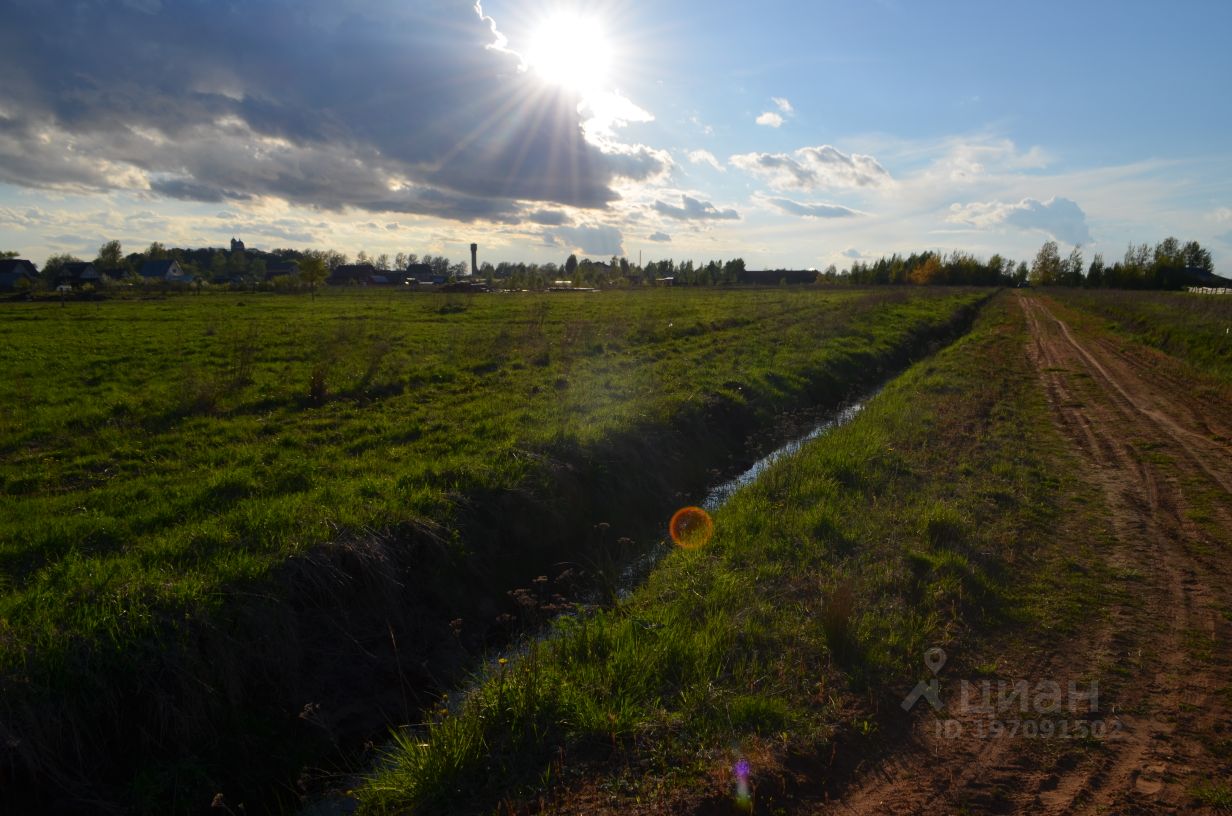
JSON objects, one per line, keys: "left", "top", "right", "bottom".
{"left": 139, "top": 259, "right": 193, "bottom": 284}
{"left": 405, "top": 263, "right": 439, "bottom": 284}
{"left": 327, "top": 263, "right": 379, "bottom": 285}
{"left": 59, "top": 261, "right": 101, "bottom": 288}
{"left": 264, "top": 260, "right": 300, "bottom": 281}
{"left": 0, "top": 258, "right": 38, "bottom": 291}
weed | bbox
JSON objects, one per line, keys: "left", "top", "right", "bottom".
{"left": 1192, "top": 780, "right": 1232, "bottom": 810}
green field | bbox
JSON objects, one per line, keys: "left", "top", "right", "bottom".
{"left": 358, "top": 291, "right": 1114, "bottom": 814}
{"left": 0, "top": 287, "right": 986, "bottom": 810}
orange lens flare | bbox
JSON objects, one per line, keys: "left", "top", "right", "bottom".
{"left": 670, "top": 506, "right": 714, "bottom": 550}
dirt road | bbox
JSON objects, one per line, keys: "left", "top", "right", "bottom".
{"left": 821, "top": 293, "right": 1232, "bottom": 815}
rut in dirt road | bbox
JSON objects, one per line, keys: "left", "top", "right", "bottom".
{"left": 820, "top": 294, "right": 1232, "bottom": 816}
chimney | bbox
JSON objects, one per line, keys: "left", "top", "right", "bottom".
{"left": 470, "top": 243, "right": 478, "bottom": 277}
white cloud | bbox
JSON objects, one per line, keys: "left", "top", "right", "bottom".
{"left": 687, "top": 150, "right": 724, "bottom": 172}
{"left": 772, "top": 97, "right": 794, "bottom": 114}
{"left": 580, "top": 91, "right": 654, "bottom": 139}
{"left": 947, "top": 197, "right": 1092, "bottom": 246}
{"left": 731, "top": 145, "right": 891, "bottom": 191}
{"left": 689, "top": 115, "right": 714, "bottom": 136}
{"left": 755, "top": 112, "right": 784, "bottom": 128}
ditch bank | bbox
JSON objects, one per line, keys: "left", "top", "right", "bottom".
{"left": 0, "top": 291, "right": 992, "bottom": 815}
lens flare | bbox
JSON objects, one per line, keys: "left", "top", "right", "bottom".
{"left": 733, "top": 757, "right": 752, "bottom": 808}
{"left": 670, "top": 506, "right": 714, "bottom": 549}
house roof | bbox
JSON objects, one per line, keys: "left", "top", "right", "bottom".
{"left": 265, "top": 260, "right": 300, "bottom": 280}
{"left": 0, "top": 258, "right": 37, "bottom": 276}
{"left": 139, "top": 259, "right": 182, "bottom": 278}
{"left": 61, "top": 261, "right": 98, "bottom": 279}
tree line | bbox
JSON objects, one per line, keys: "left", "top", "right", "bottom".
{"left": 820, "top": 236, "right": 1218, "bottom": 290}
{"left": 1026, "top": 238, "right": 1216, "bottom": 290}
{"left": 9, "top": 236, "right": 1218, "bottom": 293}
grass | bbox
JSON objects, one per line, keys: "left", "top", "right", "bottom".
{"left": 0, "top": 286, "right": 986, "bottom": 810}
{"left": 1049, "top": 288, "right": 1232, "bottom": 384}
{"left": 358, "top": 291, "right": 1112, "bottom": 814}
{"left": 1192, "top": 780, "right": 1232, "bottom": 810}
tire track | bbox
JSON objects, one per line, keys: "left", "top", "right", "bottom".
{"left": 819, "top": 294, "right": 1232, "bottom": 815}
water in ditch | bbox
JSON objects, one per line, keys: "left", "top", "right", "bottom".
{"left": 618, "top": 385, "right": 882, "bottom": 595}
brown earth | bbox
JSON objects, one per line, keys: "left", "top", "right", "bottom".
{"left": 817, "top": 293, "right": 1232, "bottom": 815}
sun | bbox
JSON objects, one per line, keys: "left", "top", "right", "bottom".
{"left": 524, "top": 12, "right": 612, "bottom": 93}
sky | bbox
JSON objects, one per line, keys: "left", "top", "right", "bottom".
{"left": 1, "top": 0, "right": 1230, "bottom": 272}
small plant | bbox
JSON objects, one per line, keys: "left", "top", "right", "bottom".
{"left": 820, "top": 579, "right": 856, "bottom": 653}
{"left": 178, "top": 365, "right": 222, "bottom": 415}
{"left": 308, "top": 363, "right": 328, "bottom": 405}
{"left": 1192, "top": 781, "right": 1232, "bottom": 810}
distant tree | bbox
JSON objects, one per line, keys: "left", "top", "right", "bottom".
{"left": 248, "top": 257, "right": 266, "bottom": 282}
{"left": 722, "top": 257, "right": 746, "bottom": 283}
{"left": 1181, "top": 240, "right": 1213, "bottom": 274}
{"left": 40, "top": 253, "right": 80, "bottom": 286}
{"left": 1061, "top": 247, "right": 1083, "bottom": 287}
{"left": 565, "top": 253, "right": 578, "bottom": 277}
{"left": 146, "top": 241, "right": 167, "bottom": 260}
{"left": 1014, "top": 261, "right": 1029, "bottom": 284}
{"left": 1030, "top": 240, "right": 1061, "bottom": 285}
{"left": 1087, "top": 253, "right": 1105, "bottom": 288}
{"left": 374, "top": 253, "right": 390, "bottom": 271}
{"left": 210, "top": 253, "right": 227, "bottom": 280}
{"left": 0, "top": 250, "right": 18, "bottom": 260}
{"left": 395, "top": 252, "right": 408, "bottom": 270}
{"left": 299, "top": 254, "right": 328, "bottom": 299}
{"left": 356, "top": 250, "right": 369, "bottom": 264}
{"left": 909, "top": 254, "right": 943, "bottom": 285}
{"left": 94, "top": 241, "right": 123, "bottom": 269}
{"left": 323, "top": 250, "right": 348, "bottom": 271}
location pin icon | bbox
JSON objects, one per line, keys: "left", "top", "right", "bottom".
{"left": 924, "top": 647, "right": 946, "bottom": 675}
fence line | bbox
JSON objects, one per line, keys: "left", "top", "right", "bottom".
{"left": 1186, "top": 287, "right": 1232, "bottom": 295}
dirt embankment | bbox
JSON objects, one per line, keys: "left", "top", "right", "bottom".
{"left": 824, "top": 293, "right": 1232, "bottom": 815}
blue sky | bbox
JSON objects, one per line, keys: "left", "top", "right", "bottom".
{"left": 1, "top": 0, "right": 1229, "bottom": 271}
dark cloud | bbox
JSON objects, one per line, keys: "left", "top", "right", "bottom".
{"left": 764, "top": 197, "right": 862, "bottom": 218}
{"left": 648, "top": 231, "right": 671, "bottom": 242}
{"left": 528, "top": 209, "right": 569, "bottom": 226}
{"left": 545, "top": 225, "right": 624, "bottom": 256}
{"left": 150, "top": 177, "right": 253, "bottom": 203}
{"left": 653, "top": 194, "right": 739, "bottom": 221}
{"left": 0, "top": 0, "right": 667, "bottom": 220}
